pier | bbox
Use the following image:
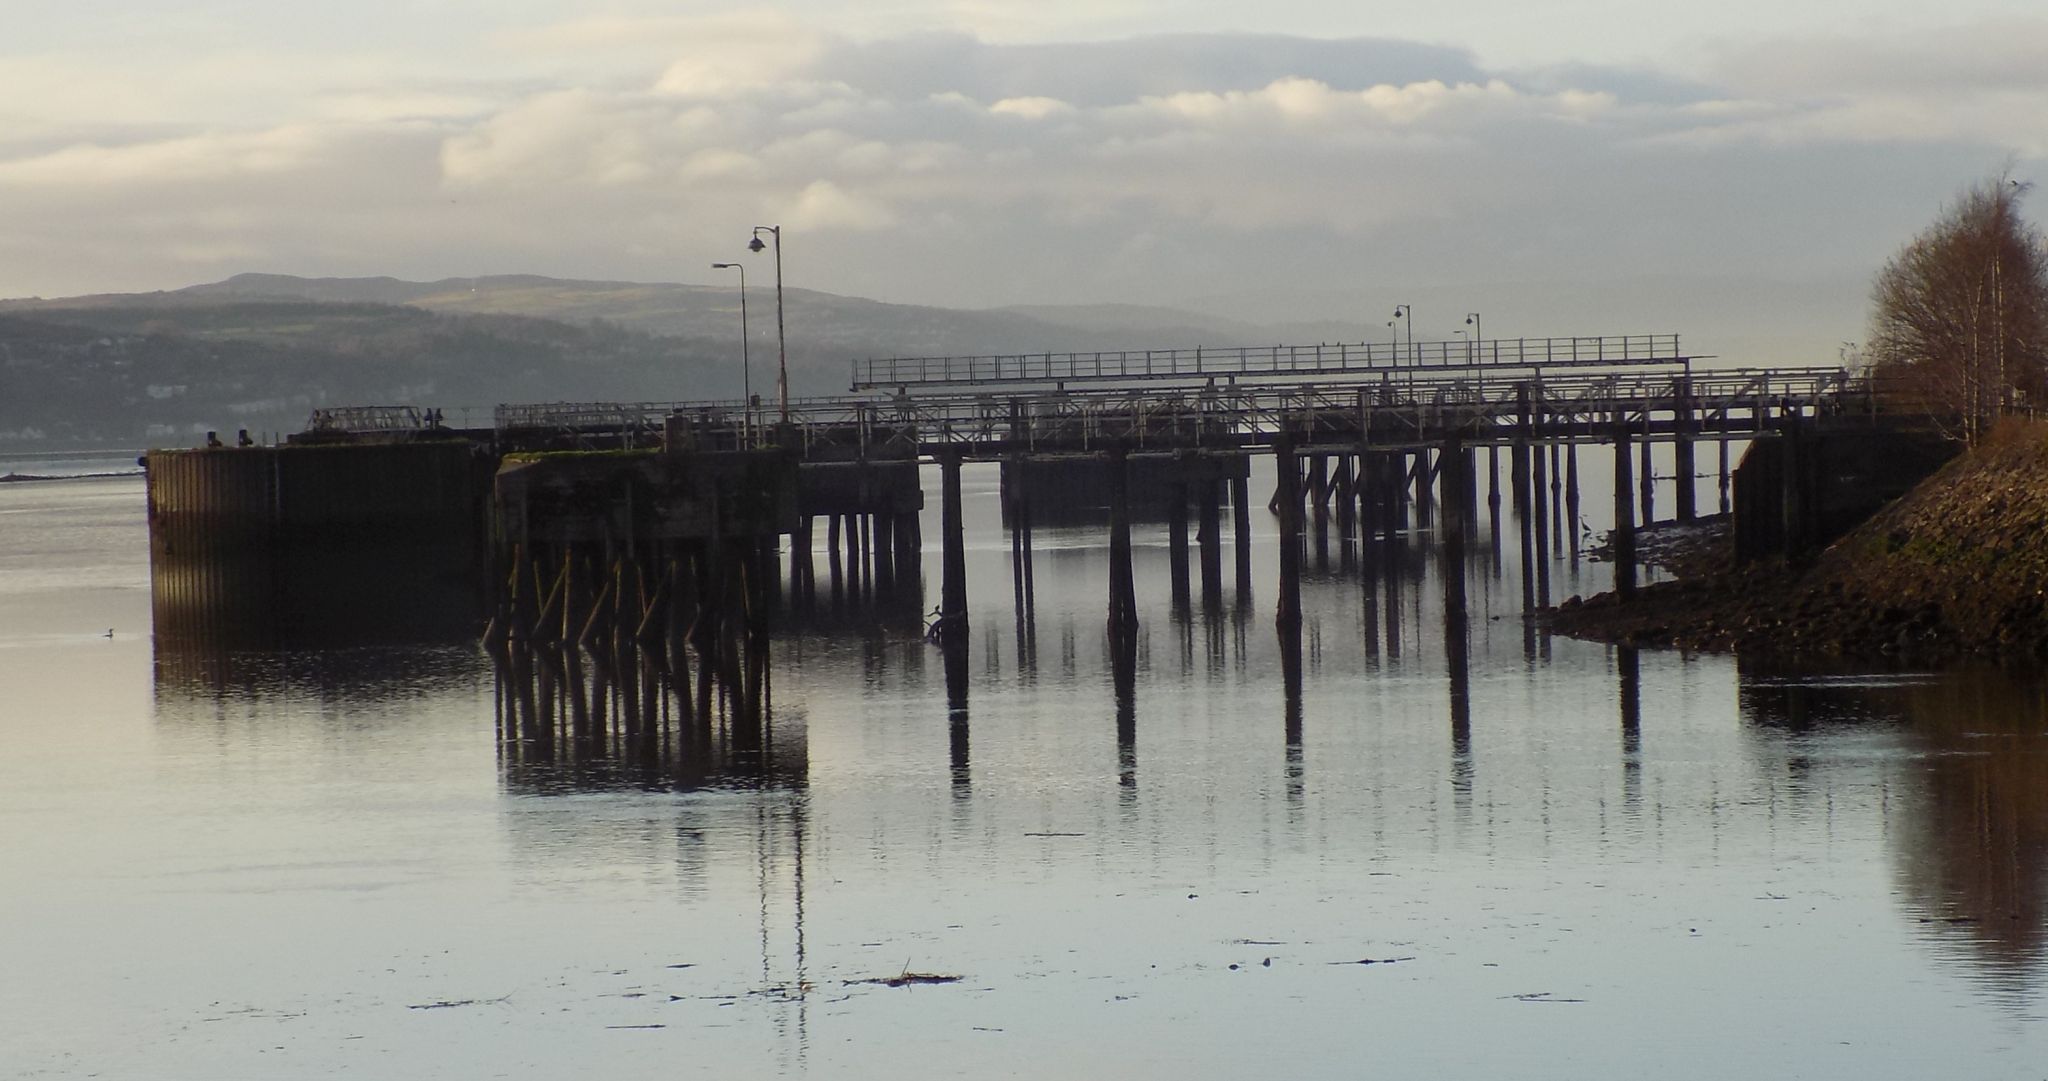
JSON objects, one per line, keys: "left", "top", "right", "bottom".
{"left": 145, "top": 332, "right": 1922, "bottom": 765}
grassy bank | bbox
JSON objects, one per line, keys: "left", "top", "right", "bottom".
{"left": 1550, "top": 418, "right": 2048, "bottom": 664}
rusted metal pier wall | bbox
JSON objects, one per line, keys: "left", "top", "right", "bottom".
{"left": 1731, "top": 425, "right": 1956, "bottom": 563}
{"left": 145, "top": 441, "right": 491, "bottom": 646}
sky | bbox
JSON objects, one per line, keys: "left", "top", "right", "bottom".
{"left": 4, "top": 0, "right": 2046, "bottom": 360}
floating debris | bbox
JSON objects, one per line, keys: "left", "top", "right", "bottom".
{"left": 845, "top": 972, "right": 964, "bottom": 988}
{"left": 406, "top": 996, "right": 509, "bottom": 1010}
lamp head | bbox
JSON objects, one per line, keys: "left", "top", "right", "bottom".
{"left": 712, "top": 262, "right": 738, "bottom": 269}
{"left": 748, "top": 236, "right": 767, "bottom": 253}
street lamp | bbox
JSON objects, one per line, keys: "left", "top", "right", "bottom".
{"left": 1464, "top": 313, "right": 1482, "bottom": 364}
{"left": 748, "top": 225, "right": 788, "bottom": 424}
{"left": 710, "top": 261, "right": 751, "bottom": 440}
{"left": 1392, "top": 304, "right": 1412, "bottom": 365}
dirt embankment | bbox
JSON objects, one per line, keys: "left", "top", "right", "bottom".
{"left": 1550, "top": 419, "right": 2048, "bottom": 664}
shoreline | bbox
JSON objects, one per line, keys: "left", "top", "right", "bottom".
{"left": 1548, "top": 420, "right": 2048, "bottom": 668}
{"left": 0, "top": 470, "right": 144, "bottom": 484}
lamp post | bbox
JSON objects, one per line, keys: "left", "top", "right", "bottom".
{"left": 748, "top": 225, "right": 788, "bottom": 424}
{"left": 1464, "top": 312, "right": 1482, "bottom": 364}
{"left": 710, "top": 261, "right": 751, "bottom": 441}
{"left": 1392, "top": 304, "right": 1412, "bottom": 365}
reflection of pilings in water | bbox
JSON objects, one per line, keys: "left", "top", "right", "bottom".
{"left": 1441, "top": 436, "right": 1473, "bottom": 796}
{"left": 938, "top": 452, "right": 971, "bottom": 791}
{"left": 1382, "top": 523, "right": 1403, "bottom": 660}
{"left": 1618, "top": 645, "right": 1642, "bottom": 812}
{"left": 1278, "top": 584, "right": 1304, "bottom": 739}
{"left": 491, "top": 538, "right": 772, "bottom": 776}
{"left": 946, "top": 639, "right": 970, "bottom": 792}
{"left": 1115, "top": 637, "right": 1137, "bottom": 798}
{"left": 1359, "top": 478, "right": 1382, "bottom": 662}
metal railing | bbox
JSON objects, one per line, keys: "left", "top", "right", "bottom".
{"left": 771, "top": 365, "right": 1852, "bottom": 455}
{"left": 448, "top": 363, "right": 1859, "bottom": 458}
{"left": 853, "top": 334, "right": 1688, "bottom": 390}
{"left": 305, "top": 405, "right": 428, "bottom": 433}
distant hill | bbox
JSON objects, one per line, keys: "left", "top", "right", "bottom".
{"left": 0, "top": 272, "right": 1342, "bottom": 450}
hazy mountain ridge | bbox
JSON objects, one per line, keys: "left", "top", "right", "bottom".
{"left": 1, "top": 273, "right": 1327, "bottom": 449}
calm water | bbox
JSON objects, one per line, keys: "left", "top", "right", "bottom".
{"left": 3, "top": 465, "right": 2046, "bottom": 1079}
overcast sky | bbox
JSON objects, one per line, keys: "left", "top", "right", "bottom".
{"left": 4, "top": 1, "right": 2045, "bottom": 359}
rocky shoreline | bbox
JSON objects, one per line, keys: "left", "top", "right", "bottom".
{"left": 1548, "top": 420, "right": 2048, "bottom": 666}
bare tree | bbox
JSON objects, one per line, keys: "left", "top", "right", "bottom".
{"left": 1868, "top": 171, "right": 2048, "bottom": 443}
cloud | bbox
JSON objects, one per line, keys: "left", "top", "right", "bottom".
{"left": 0, "top": 21, "right": 2040, "bottom": 351}
{"left": 786, "top": 179, "right": 897, "bottom": 231}
{"left": 0, "top": 125, "right": 337, "bottom": 188}
{"left": 990, "top": 96, "right": 1074, "bottom": 120}
{"left": 1688, "top": 19, "right": 2048, "bottom": 154}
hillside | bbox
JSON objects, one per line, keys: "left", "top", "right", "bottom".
{"left": 0, "top": 273, "right": 1320, "bottom": 450}
{"left": 1551, "top": 419, "right": 2048, "bottom": 663}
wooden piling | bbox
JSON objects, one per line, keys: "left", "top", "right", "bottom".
{"left": 1613, "top": 426, "right": 1638, "bottom": 600}
{"left": 1106, "top": 448, "right": 1140, "bottom": 650}
{"left": 1566, "top": 443, "right": 1582, "bottom": 558}
{"left": 1167, "top": 479, "right": 1192, "bottom": 611}
{"left": 1274, "top": 437, "right": 1303, "bottom": 630}
{"left": 1674, "top": 374, "right": 1698, "bottom": 522}
{"left": 1412, "top": 448, "right": 1434, "bottom": 530}
{"left": 1231, "top": 474, "right": 1253, "bottom": 601}
{"left": 1531, "top": 435, "right": 1551, "bottom": 606}
{"left": 1198, "top": 477, "right": 1224, "bottom": 612}
{"left": 1638, "top": 429, "right": 1655, "bottom": 527}
{"left": 940, "top": 451, "right": 968, "bottom": 638}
